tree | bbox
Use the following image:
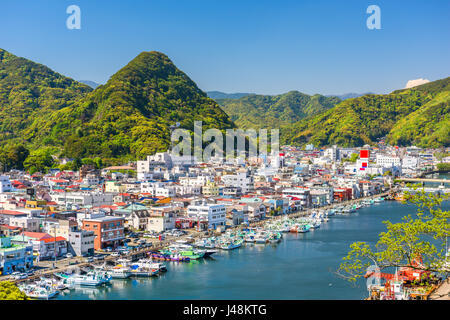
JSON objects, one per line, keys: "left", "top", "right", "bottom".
{"left": 0, "top": 281, "right": 29, "bottom": 300}
{"left": 337, "top": 185, "right": 450, "bottom": 283}
{"left": 23, "top": 149, "right": 54, "bottom": 173}
{"left": 436, "top": 163, "right": 450, "bottom": 172}
{"left": 0, "top": 144, "right": 30, "bottom": 171}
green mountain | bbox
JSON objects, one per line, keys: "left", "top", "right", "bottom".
{"left": 216, "top": 91, "right": 341, "bottom": 129}
{"left": 0, "top": 49, "right": 234, "bottom": 162}
{"left": 79, "top": 80, "right": 101, "bottom": 89}
{"left": 0, "top": 48, "right": 92, "bottom": 147}
{"left": 282, "top": 77, "right": 450, "bottom": 148}
{"left": 207, "top": 91, "right": 253, "bottom": 100}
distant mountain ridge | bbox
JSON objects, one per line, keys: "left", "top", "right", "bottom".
{"left": 79, "top": 80, "right": 101, "bottom": 89}
{"left": 326, "top": 92, "right": 375, "bottom": 100}
{"left": 282, "top": 77, "right": 450, "bottom": 148}
{"left": 215, "top": 91, "right": 341, "bottom": 129}
{"left": 207, "top": 91, "right": 254, "bottom": 100}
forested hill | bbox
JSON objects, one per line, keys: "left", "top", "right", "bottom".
{"left": 0, "top": 48, "right": 92, "bottom": 146}
{"left": 31, "top": 51, "right": 235, "bottom": 160}
{"left": 0, "top": 49, "right": 234, "bottom": 164}
{"left": 281, "top": 77, "right": 450, "bottom": 148}
{"left": 216, "top": 91, "right": 341, "bottom": 129}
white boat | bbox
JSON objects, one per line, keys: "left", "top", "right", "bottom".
{"left": 19, "top": 284, "right": 59, "bottom": 299}
{"left": 136, "top": 258, "right": 167, "bottom": 272}
{"left": 60, "top": 270, "right": 111, "bottom": 286}
{"left": 109, "top": 266, "right": 131, "bottom": 279}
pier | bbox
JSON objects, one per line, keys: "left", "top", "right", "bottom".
{"left": 8, "top": 191, "right": 391, "bottom": 284}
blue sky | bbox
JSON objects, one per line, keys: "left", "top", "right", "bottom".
{"left": 1, "top": 0, "right": 449, "bottom": 95}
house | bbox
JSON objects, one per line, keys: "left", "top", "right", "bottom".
{"left": 130, "top": 209, "right": 151, "bottom": 231}
{"left": 68, "top": 227, "right": 95, "bottom": 256}
{"left": 82, "top": 216, "right": 125, "bottom": 250}
{"left": 13, "top": 232, "right": 67, "bottom": 261}
{"left": 0, "top": 236, "right": 33, "bottom": 275}
{"left": 186, "top": 200, "right": 226, "bottom": 229}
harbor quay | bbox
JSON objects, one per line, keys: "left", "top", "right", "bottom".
{"left": 7, "top": 191, "right": 390, "bottom": 285}
{"left": 0, "top": 145, "right": 448, "bottom": 300}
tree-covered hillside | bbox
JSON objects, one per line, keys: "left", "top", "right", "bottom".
{"left": 216, "top": 91, "right": 341, "bottom": 129}
{"left": 0, "top": 49, "right": 234, "bottom": 164}
{"left": 0, "top": 48, "right": 92, "bottom": 148}
{"left": 282, "top": 77, "right": 450, "bottom": 148}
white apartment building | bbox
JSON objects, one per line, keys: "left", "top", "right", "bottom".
{"left": 50, "top": 192, "right": 114, "bottom": 207}
{"left": 8, "top": 216, "right": 41, "bottom": 232}
{"left": 179, "top": 175, "right": 213, "bottom": 187}
{"left": 281, "top": 188, "right": 312, "bottom": 207}
{"left": 175, "top": 185, "right": 201, "bottom": 196}
{"left": 0, "top": 176, "right": 12, "bottom": 193}
{"left": 402, "top": 156, "right": 419, "bottom": 168}
{"left": 376, "top": 154, "right": 401, "bottom": 168}
{"left": 221, "top": 170, "right": 253, "bottom": 193}
{"left": 187, "top": 200, "right": 226, "bottom": 229}
{"left": 140, "top": 182, "right": 176, "bottom": 197}
{"left": 137, "top": 153, "right": 173, "bottom": 180}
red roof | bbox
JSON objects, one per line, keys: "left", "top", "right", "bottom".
{"left": 23, "top": 232, "right": 52, "bottom": 240}
{"left": 0, "top": 210, "right": 27, "bottom": 216}
{"left": 42, "top": 236, "right": 66, "bottom": 243}
{"left": 0, "top": 224, "right": 22, "bottom": 230}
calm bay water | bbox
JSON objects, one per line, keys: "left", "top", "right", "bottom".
{"left": 56, "top": 200, "right": 448, "bottom": 300}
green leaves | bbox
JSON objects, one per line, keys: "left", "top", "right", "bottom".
{"left": 0, "top": 281, "right": 29, "bottom": 300}
{"left": 283, "top": 77, "right": 450, "bottom": 148}
{"left": 337, "top": 189, "right": 450, "bottom": 282}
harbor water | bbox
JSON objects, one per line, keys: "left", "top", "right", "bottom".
{"left": 56, "top": 199, "right": 450, "bottom": 300}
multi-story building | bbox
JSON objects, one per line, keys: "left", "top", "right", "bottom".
{"left": 221, "top": 169, "right": 253, "bottom": 193}
{"left": 186, "top": 200, "right": 226, "bottom": 229}
{"left": 376, "top": 154, "right": 401, "bottom": 167}
{"left": 0, "top": 176, "right": 12, "bottom": 193}
{"left": 68, "top": 227, "right": 95, "bottom": 256}
{"left": 82, "top": 216, "right": 125, "bottom": 250}
{"left": 281, "top": 187, "right": 312, "bottom": 208}
{"left": 50, "top": 192, "right": 114, "bottom": 207}
{"left": 0, "top": 236, "right": 33, "bottom": 275}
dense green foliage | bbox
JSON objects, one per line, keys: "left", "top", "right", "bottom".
{"left": 282, "top": 77, "right": 450, "bottom": 148}
{"left": 436, "top": 163, "right": 450, "bottom": 172}
{"left": 0, "top": 144, "right": 29, "bottom": 171}
{"left": 216, "top": 91, "right": 341, "bottom": 129}
{"left": 0, "top": 281, "right": 28, "bottom": 300}
{"left": 0, "top": 49, "right": 234, "bottom": 165}
{"left": 0, "top": 48, "right": 92, "bottom": 148}
{"left": 338, "top": 187, "right": 450, "bottom": 282}
{"left": 35, "top": 51, "right": 234, "bottom": 161}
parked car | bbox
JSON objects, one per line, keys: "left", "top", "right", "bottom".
{"left": 13, "top": 273, "right": 28, "bottom": 280}
{"left": 105, "top": 247, "right": 113, "bottom": 252}
{"left": 86, "top": 257, "right": 94, "bottom": 263}
{"left": 111, "top": 252, "right": 120, "bottom": 257}
{"left": 66, "top": 253, "right": 73, "bottom": 259}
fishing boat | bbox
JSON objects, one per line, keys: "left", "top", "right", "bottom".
{"left": 18, "top": 283, "right": 59, "bottom": 300}
{"left": 109, "top": 266, "right": 131, "bottom": 279}
{"left": 218, "top": 239, "right": 243, "bottom": 250}
{"left": 58, "top": 270, "right": 111, "bottom": 287}
{"left": 138, "top": 258, "right": 168, "bottom": 272}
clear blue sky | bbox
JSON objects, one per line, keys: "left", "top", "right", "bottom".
{"left": 1, "top": 0, "right": 449, "bottom": 95}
